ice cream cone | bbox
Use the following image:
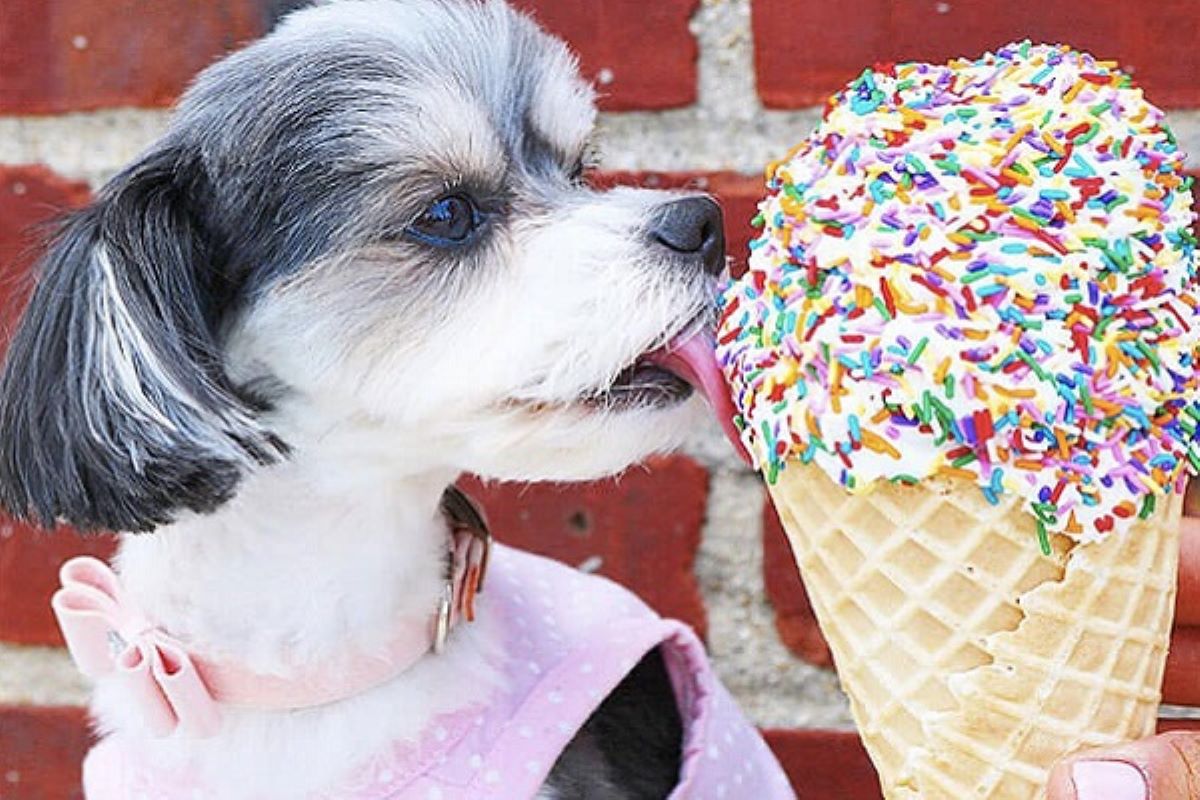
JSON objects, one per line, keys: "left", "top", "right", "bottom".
{"left": 769, "top": 464, "right": 1182, "bottom": 798}
{"left": 715, "top": 41, "right": 1200, "bottom": 799}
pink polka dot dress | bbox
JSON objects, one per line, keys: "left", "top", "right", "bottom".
{"left": 83, "top": 545, "right": 795, "bottom": 798}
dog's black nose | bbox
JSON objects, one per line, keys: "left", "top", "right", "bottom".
{"left": 649, "top": 197, "right": 726, "bottom": 276}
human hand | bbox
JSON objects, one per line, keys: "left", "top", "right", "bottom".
{"left": 1045, "top": 510, "right": 1200, "bottom": 799}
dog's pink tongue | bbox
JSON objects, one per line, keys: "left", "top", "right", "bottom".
{"left": 647, "top": 332, "right": 751, "bottom": 465}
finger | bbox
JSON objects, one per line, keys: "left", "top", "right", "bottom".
{"left": 1178, "top": 519, "right": 1200, "bottom": 627}
{"left": 1164, "top": 628, "right": 1200, "bottom": 707}
{"left": 1045, "top": 731, "right": 1200, "bottom": 799}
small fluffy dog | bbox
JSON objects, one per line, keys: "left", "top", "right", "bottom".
{"left": 0, "top": 2, "right": 783, "bottom": 798}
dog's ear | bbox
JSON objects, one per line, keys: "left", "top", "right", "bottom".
{"left": 0, "top": 146, "right": 284, "bottom": 533}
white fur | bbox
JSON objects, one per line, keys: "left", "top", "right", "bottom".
{"left": 529, "top": 45, "right": 597, "bottom": 158}
{"left": 92, "top": 362, "right": 704, "bottom": 797}
{"left": 94, "top": 427, "right": 505, "bottom": 798}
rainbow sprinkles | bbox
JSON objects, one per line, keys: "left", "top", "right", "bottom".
{"left": 717, "top": 42, "right": 1200, "bottom": 546}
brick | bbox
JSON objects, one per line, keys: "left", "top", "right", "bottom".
{"left": 762, "top": 499, "right": 833, "bottom": 668}
{"left": 3, "top": 0, "right": 699, "bottom": 113}
{"left": 0, "top": 520, "right": 116, "bottom": 646}
{"left": 1187, "top": 471, "right": 1200, "bottom": 518}
{"left": 458, "top": 455, "right": 709, "bottom": 638}
{"left": 1164, "top": 628, "right": 1200, "bottom": 707}
{"left": 1159, "top": 718, "right": 1200, "bottom": 732}
{"left": 1190, "top": 172, "right": 1200, "bottom": 224}
{"left": 0, "top": 166, "right": 90, "bottom": 334}
{"left": 512, "top": 0, "right": 699, "bottom": 111}
{"left": 753, "top": 0, "right": 1200, "bottom": 109}
{"left": 763, "top": 728, "right": 882, "bottom": 799}
{"left": 0, "top": 705, "right": 90, "bottom": 800}
{"left": 1180, "top": 516, "right": 1199, "bottom": 625}
{"left": 0, "top": 1, "right": 267, "bottom": 114}
{"left": 592, "top": 171, "right": 764, "bottom": 277}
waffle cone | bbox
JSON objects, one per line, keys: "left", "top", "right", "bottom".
{"left": 769, "top": 463, "right": 1182, "bottom": 799}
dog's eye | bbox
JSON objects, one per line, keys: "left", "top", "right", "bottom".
{"left": 406, "top": 194, "right": 482, "bottom": 246}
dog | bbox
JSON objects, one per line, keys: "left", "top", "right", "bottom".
{"left": 0, "top": 1, "right": 788, "bottom": 797}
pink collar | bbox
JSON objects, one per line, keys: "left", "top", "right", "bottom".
{"left": 51, "top": 487, "right": 492, "bottom": 738}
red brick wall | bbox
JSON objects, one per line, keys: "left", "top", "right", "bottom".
{"left": 753, "top": 0, "right": 1200, "bottom": 109}
{"left": 2, "top": 1, "right": 1199, "bottom": 797}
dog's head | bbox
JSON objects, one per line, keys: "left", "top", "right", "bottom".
{"left": 0, "top": 0, "right": 735, "bottom": 534}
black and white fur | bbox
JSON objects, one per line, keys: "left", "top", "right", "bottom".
{"left": 0, "top": 1, "right": 728, "bottom": 797}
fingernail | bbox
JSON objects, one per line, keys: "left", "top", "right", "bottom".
{"left": 1072, "top": 760, "right": 1147, "bottom": 800}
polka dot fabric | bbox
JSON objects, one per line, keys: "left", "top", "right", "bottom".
{"left": 82, "top": 545, "right": 793, "bottom": 799}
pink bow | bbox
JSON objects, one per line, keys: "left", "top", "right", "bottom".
{"left": 52, "top": 557, "right": 221, "bottom": 738}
